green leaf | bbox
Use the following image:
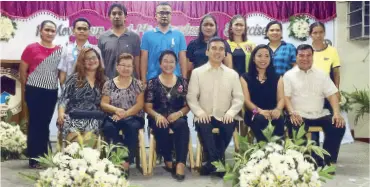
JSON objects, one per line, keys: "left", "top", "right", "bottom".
{"left": 212, "top": 161, "right": 226, "bottom": 172}
{"left": 223, "top": 173, "right": 235, "bottom": 182}
{"left": 296, "top": 124, "right": 307, "bottom": 139}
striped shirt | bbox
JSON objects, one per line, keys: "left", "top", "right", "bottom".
{"left": 269, "top": 41, "right": 296, "bottom": 76}
{"left": 21, "top": 42, "right": 63, "bottom": 90}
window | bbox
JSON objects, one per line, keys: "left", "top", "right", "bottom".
{"left": 347, "top": 1, "right": 369, "bottom": 40}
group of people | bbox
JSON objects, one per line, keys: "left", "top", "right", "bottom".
{"left": 19, "top": 2, "right": 346, "bottom": 182}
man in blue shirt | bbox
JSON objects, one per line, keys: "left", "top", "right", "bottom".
{"left": 140, "top": 2, "right": 187, "bottom": 83}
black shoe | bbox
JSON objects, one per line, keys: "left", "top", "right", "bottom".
{"left": 172, "top": 163, "right": 185, "bottom": 182}
{"left": 199, "top": 164, "right": 216, "bottom": 176}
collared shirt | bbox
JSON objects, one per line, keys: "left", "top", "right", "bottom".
{"left": 269, "top": 41, "right": 296, "bottom": 76}
{"left": 141, "top": 27, "right": 187, "bottom": 80}
{"left": 98, "top": 30, "right": 141, "bottom": 79}
{"left": 313, "top": 45, "right": 340, "bottom": 75}
{"left": 283, "top": 66, "right": 338, "bottom": 119}
{"left": 58, "top": 41, "right": 103, "bottom": 76}
{"left": 187, "top": 62, "right": 244, "bottom": 120}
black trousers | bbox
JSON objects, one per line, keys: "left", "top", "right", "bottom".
{"left": 25, "top": 85, "right": 58, "bottom": 166}
{"left": 311, "top": 99, "right": 334, "bottom": 147}
{"left": 150, "top": 117, "right": 190, "bottom": 164}
{"left": 103, "top": 117, "right": 144, "bottom": 163}
{"left": 245, "top": 113, "right": 285, "bottom": 142}
{"left": 287, "top": 115, "right": 345, "bottom": 165}
{"left": 195, "top": 117, "right": 235, "bottom": 168}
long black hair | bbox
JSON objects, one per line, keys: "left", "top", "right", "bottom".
{"left": 247, "top": 44, "right": 276, "bottom": 79}
{"left": 197, "top": 14, "right": 218, "bottom": 43}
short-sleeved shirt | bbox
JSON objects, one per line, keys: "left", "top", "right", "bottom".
{"left": 145, "top": 76, "right": 188, "bottom": 118}
{"left": 102, "top": 78, "right": 145, "bottom": 118}
{"left": 141, "top": 27, "right": 187, "bottom": 80}
{"left": 269, "top": 41, "right": 296, "bottom": 76}
{"left": 283, "top": 66, "right": 338, "bottom": 119}
{"left": 313, "top": 45, "right": 340, "bottom": 75}
{"left": 186, "top": 39, "right": 231, "bottom": 69}
{"left": 58, "top": 41, "right": 103, "bottom": 76}
{"left": 21, "top": 42, "right": 63, "bottom": 90}
{"left": 98, "top": 30, "right": 141, "bottom": 79}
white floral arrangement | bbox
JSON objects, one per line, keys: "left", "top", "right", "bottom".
{"left": 35, "top": 142, "right": 130, "bottom": 187}
{"left": 288, "top": 15, "right": 310, "bottom": 41}
{"left": 0, "top": 15, "right": 17, "bottom": 42}
{"left": 239, "top": 143, "right": 321, "bottom": 187}
{"left": 0, "top": 121, "right": 27, "bottom": 160}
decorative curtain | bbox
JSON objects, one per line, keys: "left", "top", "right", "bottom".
{"left": 1, "top": 1, "right": 336, "bottom": 22}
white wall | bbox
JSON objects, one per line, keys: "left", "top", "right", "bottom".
{"left": 335, "top": 2, "right": 370, "bottom": 137}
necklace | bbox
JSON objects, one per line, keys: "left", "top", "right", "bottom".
{"left": 159, "top": 75, "right": 176, "bottom": 99}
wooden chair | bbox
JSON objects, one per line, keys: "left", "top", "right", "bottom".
{"left": 147, "top": 128, "right": 194, "bottom": 175}
{"left": 195, "top": 117, "right": 243, "bottom": 169}
{"left": 118, "top": 129, "right": 148, "bottom": 175}
{"left": 306, "top": 126, "right": 323, "bottom": 140}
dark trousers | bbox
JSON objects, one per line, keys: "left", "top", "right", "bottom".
{"left": 311, "top": 99, "right": 334, "bottom": 147}
{"left": 195, "top": 117, "right": 235, "bottom": 169}
{"left": 246, "top": 113, "right": 285, "bottom": 142}
{"left": 103, "top": 117, "right": 144, "bottom": 163}
{"left": 287, "top": 115, "right": 345, "bottom": 165}
{"left": 25, "top": 85, "right": 58, "bottom": 166}
{"left": 150, "top": 117, "right": 190, "bottom": 164}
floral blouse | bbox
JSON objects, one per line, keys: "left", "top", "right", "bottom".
{"left": 102, "top": 78, "right": 145, "bottom": 118}
{"left": 59, "top": 74, "right": 102, "bottom": 114}
{"left": 145, "top": 76, "right": 188, "bottom": 118}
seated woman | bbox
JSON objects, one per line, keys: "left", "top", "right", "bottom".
{"left": 101, "top": 53, "right": 145, "bottom": 170}
{"left": 57, "top": 48, "right": 106, "bottom": 144}
{"left": 240, "top": 44, "right": 285, "bottom": 142}
{"left": 145, "top": 50, "right": 190, "bottom": 182}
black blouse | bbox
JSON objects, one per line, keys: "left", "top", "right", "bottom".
{"left": 145, "top": 76, "right": 188, "bottom": 118}
{"left": 232, "top": 48, "right": 246, "bottom": 76}
{"left": 186, "top": 39, "right": 232, "bottom": 69}
{"left": 241, "top": 72, "right": 280, "bottom": 111}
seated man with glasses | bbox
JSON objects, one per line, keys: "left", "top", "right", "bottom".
{"left": 58, "top": 17, "right": 104, "bottom": 85}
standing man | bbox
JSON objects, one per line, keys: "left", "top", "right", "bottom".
{"left": 58, "top": 17, "right": 103, "bottom": 85}
{"left": 187, "top": 37, "right": 244, "bottom": 176}
{"left": 284, "top": 44, "right": 345, "bottom": 166}
{"left": 140, "top": 2, "right": 187, "bottom": 83}
{"left": 98, "top": 3, "right": 141, "bottom": 79}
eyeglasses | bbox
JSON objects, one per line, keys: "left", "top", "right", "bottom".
{"left": 157, "top": 11, "right": 171, "bottom": 16}
{"left": 76, "top": 27, "right": 89, "bottom": 31}
{"left": 85, "top": 56, "right": 98, "bottom": 61}
{"left": 111, "top": 11, "right": 123, "bottom": 16}
{"left": 117, "top": 64, "right": 133, "bottom": 68}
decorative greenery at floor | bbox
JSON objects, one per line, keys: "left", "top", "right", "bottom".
{"left": 20, "top": 132, "right": 135, "bottom": 187}
{"left": 213, "top": 122, "right": 335, "bottom": 187}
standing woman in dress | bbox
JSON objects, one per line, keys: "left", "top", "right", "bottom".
{"left": 186, "top": 14, "right": 232, "bottom": 74}
{"left": 265, "top": 21, "right": 296, "bottom": 76}
{"left": 57, "top": 48, "right": 106, "bottom": 143}
{"left": 19, "top": 20, "right": 64, "bottom": 168}
{"left": 227, "top": 15, "right": 256, "bottom": 76}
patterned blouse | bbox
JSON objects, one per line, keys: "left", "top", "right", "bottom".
{"left": 59, "top": 74, "right": 103, "bottom": 114}
{"left": 102, "top": 78, "right": 145, "bottom": 118}
{"left": 145, "top": 76, "right": 188, "bottom": 118}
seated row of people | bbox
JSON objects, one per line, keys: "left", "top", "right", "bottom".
{"left": 57, "top": 37, "right": 345, "bottom": 182}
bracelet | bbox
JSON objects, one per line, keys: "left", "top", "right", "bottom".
{"left": 178, "top": 111, "right": 184, "bottom": 117}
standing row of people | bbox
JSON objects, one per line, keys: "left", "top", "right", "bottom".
{"left": 19, "top": 2, "right": 344, "bottom": 182}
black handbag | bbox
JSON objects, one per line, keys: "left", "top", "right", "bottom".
{"left": 69, "top": 109, "right": 106, "bottom": 120}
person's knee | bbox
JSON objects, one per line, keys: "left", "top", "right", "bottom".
{"left": 172, "top": 118, "right": 189, "bottom": 130}
{"left": 127, "top": 119, "right": 142, "bottom": 131}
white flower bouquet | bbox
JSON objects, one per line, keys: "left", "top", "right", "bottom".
{"left": 34, "top": 141, "right": 130, "bottom": 187}
{"left": 0, "top": 15, "right": 17, "bottom": 42}
{"left": 213, "top": 122, "right": 335, "bottom": 187}
{"left": 0, "top": 121, "right": 27, "bottom": 160}
{"left": 288, "top": 16, "right": 310, "bottom": 41}
{"left": 239, "top": 143, "right": 321, "bottom": 187}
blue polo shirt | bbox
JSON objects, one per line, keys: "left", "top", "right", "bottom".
{"left": 269, "top": 41, "right": 296, "bottom": 76}
{"left": 141, "top": 27, "right": 187, "bottom": 80}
